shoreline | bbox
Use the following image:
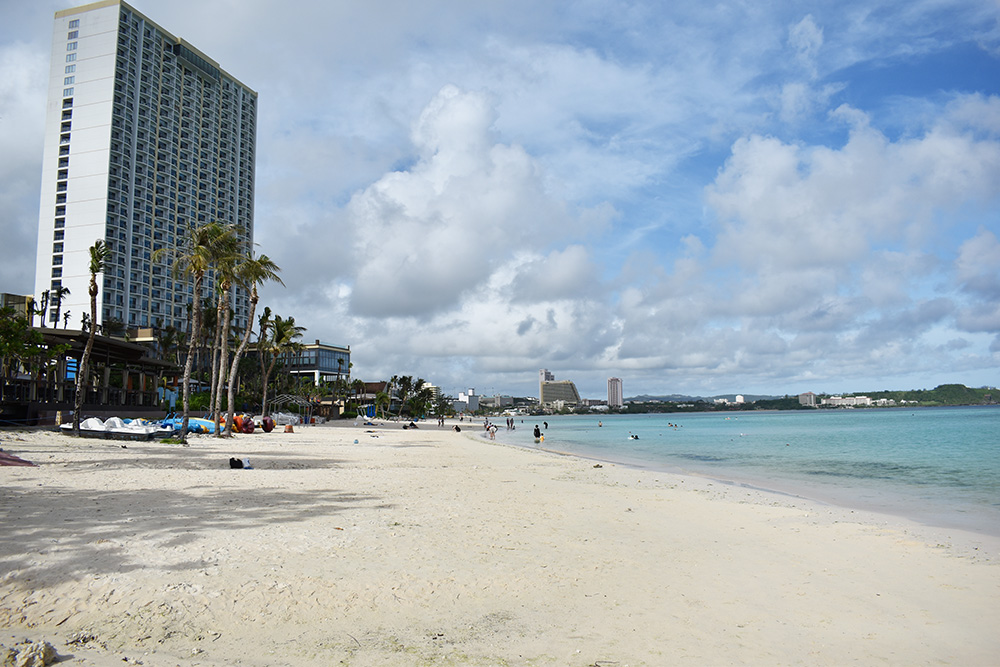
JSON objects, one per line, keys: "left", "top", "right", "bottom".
{"left": 485, "top": 412, "right": 1000, "bottom": 539}
{"left": 2, "top": 421, "right": 999, "bottom": 665}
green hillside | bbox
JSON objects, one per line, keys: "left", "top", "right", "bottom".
{"left": 835, "top": 384, "right": 997, "bottom": 407}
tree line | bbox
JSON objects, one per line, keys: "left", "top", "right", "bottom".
{"left": 4, "top": 221, "right": 458, "bottom": 438}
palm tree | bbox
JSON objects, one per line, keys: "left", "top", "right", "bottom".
{"left": 38, "top": 290, "right": 50, "bottom": 328}
{"left": 407, "top": 378, "right": 433, "bottom": 418}
{"left": 386, "top": 375, "right": 399, "bottom": 417}
{"left": 223, "top": 252, "right": 282, "bottom": 435}
{"left": 210, "top": 281, "right": 232, "bottom": 437}
{"left": 51, "top": 285, "right": 70, "bottom": 329}
{"left": 351, "top": 378, "right": 366, "bottom": 405}
{"left": 152, "top": 222, "right": 238, "bottom": 442}
{"left": 62, "top": 310, "right": 71, "bottom": 329}
{"left": 261, "top": 314, "right": 304, "bottom": 417}
{"left": 156, "top": 325, "right": 182, "bottom": 365}
{"left": 396, "top": 375, "right": 414, "bottom": 419}
{"left": 73, "top": 240, "right": 110, "bottom": 435}
{"left": 375, "top": 389, "right": 391, "bottom": 420}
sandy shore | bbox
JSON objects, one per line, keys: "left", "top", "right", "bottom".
{"left": 1, "top": 421, "right": 998, "bottom": 666}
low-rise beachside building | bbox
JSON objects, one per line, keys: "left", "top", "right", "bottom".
{"left": 279, "top": 339, "right": 350, "bottom": 386}
{"left": 480, "top": 395, "right": 514, "bottom": 409}
{"left": 822, "top": 395, "right": 872, "bottom": 407}
{"left": 1, "top": 293, "right": 34, "bottom": 319}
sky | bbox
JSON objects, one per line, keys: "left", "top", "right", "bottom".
{"left": 1, "top": 0, "right": 999, "bottom": 400}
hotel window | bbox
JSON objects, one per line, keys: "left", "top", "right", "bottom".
{"left": 65, "top": 64, "right": 75, "bottom": 74}
{"left": 68, "top": 19, "right": 79, "bottom": 28}
{"left": 66, "top": 53, "right": 76, "bottom": 62}
{"left": 64, "top": 76, "right": 75, "bottom": 85}
{"left": 53, "top": 255, "right": 63, "bottom": 266}
{"left": 63, "top": 88, "right": 74, "bottom": 97}
{"left": 67, "top": 42, "right": 77, "bottom": 51}
{"left": 68, "top": 30, "right": 79, "bottom": 39}
{"left": 52, "top": 268, "right": 62, "bottom": 278}
{"left": 53, "top": 243, "right": 64, "bottom": 254}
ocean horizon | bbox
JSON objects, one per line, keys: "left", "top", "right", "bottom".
{"left": 489, "top": 405, "right": 1000, "bottom": 536}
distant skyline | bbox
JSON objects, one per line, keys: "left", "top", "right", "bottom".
{"left": 2, "top": 0, "right": 998, "bottom": 399}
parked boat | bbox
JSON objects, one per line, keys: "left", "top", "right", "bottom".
{"left": 61, "top": 416, "right": 175, "bottom": 440}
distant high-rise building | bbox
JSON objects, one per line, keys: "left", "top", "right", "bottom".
{"left": 539, "top": 380, "right": 580, "bottom": 407}
{"left": 35, "top": 1, "right": 257, "bottom": 331}
{"left": 608, "top": 377, "right": 623, "bottom": 408}
{"left": 539, "top": 368, "right": 554, "bottom": 399}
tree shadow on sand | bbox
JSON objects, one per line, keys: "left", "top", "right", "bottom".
{"left": 0, "top": 480, "right": 392, "bottom": 590}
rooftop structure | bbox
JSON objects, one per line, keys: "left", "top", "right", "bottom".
{"left": 539, "top": 368, "right": 554, "bottom": 398}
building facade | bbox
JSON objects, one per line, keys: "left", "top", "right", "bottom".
{"left": 35, "top": 0, "right": 257, "bottom": 332}
{"left": 279, "top": 340, "right": 351, "bottom": 386}
{"left": 540, "top": 380, "right": 581, "bottom": 407}
{"left": 538, "top": 368, "right": 554, "bottom": 399}
{"left": 607, "top": 377, "right": 623, "bottom": 408}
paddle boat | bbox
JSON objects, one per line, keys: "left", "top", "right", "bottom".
{"left": 61, "top": 416, "right": 175, "bottom": 440}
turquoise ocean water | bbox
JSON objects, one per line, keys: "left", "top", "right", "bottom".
{"left": 491, "top": 407, "right": 1000, "bottom": 535}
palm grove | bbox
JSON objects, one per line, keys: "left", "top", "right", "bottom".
{"left": 2, "top": 222, "right": 448, "bottom": 439}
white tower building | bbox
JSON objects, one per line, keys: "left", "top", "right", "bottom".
{"left": 608, "top": 377, "right": 623, "bottom": 408}
{"left": 35, "top": 1, "right": 257, "bottom": 331}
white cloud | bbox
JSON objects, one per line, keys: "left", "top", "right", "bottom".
{"left": 346, "top": 85, "right": 589, "bottom": 318}
{"left": 955, "top": 228, "right": 1000, "bottom": 298}
{"left": 4, "top": 1, "right": 1000, "bottom": 396}
{"left": 788, "top": 14, "right": 824, "bottom": 78}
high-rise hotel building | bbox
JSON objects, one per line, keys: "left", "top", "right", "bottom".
{"left": 34, "top": 0, "right": 257, "bottom": 331}
{"left": 607, "top": 377, "right": 623, "bottom": 408}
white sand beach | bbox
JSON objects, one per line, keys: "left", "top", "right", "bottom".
{"left": 1, "top": 421, "right": 998, "bottom": 666}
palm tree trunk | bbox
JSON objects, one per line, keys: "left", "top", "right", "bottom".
{"left": 226, "top": 288, "right": 259, "bottom": 435}
{"left": 73, "top": 280, "right": 99, "bottom": 434}
{"left": 180, "top": 276, "right": 203, "bottom": 442}
{"left": 212, "top": 291, "right": 229, "bottom": 436}
{"left": 262, "top": 356, "right": 277, "bottom": 417}
{"left": 215, "top": 297, "right": 232, "bottom": 435}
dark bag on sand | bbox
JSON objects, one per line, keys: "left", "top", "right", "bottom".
{"left": 229, "top": 457, "right": 243, "bottom": 469}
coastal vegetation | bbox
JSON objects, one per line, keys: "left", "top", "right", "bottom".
{"left": 614, "top": 384, "right": 996, "bottom": 414}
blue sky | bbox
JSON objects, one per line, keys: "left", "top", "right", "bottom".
{"left": 1, "top": 0, "right": 998, "bottom": 399}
